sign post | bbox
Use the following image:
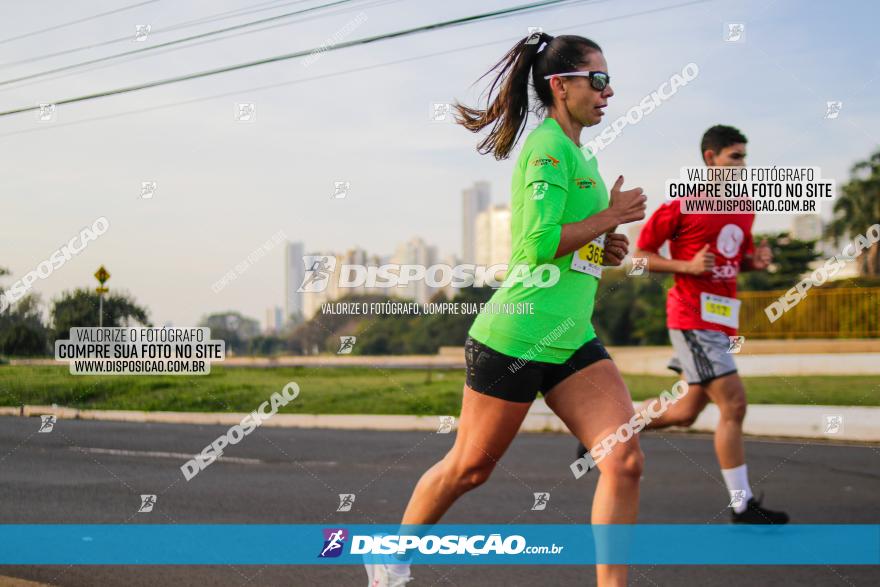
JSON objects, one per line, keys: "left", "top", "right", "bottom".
{"left": 94, "top": 265, "right": 110, "bottom": 327}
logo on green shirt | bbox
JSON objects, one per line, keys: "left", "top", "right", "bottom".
{"left": 531, "top": 153, "right": 560, "bottom": 168}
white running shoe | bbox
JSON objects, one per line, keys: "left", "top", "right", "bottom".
{"left": 364, "top": 562, "right": 412, "bottom": 587}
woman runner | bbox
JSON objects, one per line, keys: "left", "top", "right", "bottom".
{"left": 365, "top": 31, "right": 647, "bottom": 587}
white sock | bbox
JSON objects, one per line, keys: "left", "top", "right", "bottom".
{"left": 721, "top": 464, "right": 753, "bottom": 514}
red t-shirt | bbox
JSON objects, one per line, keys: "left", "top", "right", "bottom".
{"left": 637, "top": 201, "right": 755, "bottom": 335}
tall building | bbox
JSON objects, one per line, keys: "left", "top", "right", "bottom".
{"left": 437, "top": 253, "right": 460, "bottom": 300}
{"left": 265, "top": 308, "right": 274, "bottom": 333}
{"left": 475, "top": 205, "right": 512, "bottom": 282}
{"left": 461, "top": 181, "right": 491, "bottom": 264}
{"left": 340, "top": 247, "right": 368, "bottom": 297}
{"left": 391, "top": 236, "right": 438, "bottom": 304}
{"left": 301, "top": 251, "right": 343, "bottom": 319}
{"left": 274, "top": 306, "right": 283, "bottom": 332}
{"left": 264, "top": 306, "right": 284, "bottom": 333}
{"left": 284, "top": 241, "right": 305, "bottom": 324}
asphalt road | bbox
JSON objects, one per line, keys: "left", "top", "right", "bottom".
{"left": 0, "top": 416, "right": 877, "bottom": 586}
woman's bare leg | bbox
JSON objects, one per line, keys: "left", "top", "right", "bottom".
{"left": 545, "top": 359, "right": 644, "bottom": 587}
{"left": 401, "top": 385, "right": 531, "bottom": 524}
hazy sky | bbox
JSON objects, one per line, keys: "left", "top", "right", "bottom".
{"left": 1, "top": 0, "right": 877, "bottom": 328}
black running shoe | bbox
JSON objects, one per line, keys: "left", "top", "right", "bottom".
{"left": 731, "top": 495, "right": 789, "bottom": 524}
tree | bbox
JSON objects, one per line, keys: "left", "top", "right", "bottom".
{"left": 51, "top": 289, "right": 151, "bottom": 340}
{"left": 592, "top": 270, "right": 669, "bottom": 346}
{"left": 0, "top": 290, "right": 50, "bottom": 357}
{"left": 198, "top": 311, "right": 261, "bottom": 355}
{"left": 738, "top": 232, "right": 821, "bottom": 291}
{"left": 826, "top": 148, "right": 880, "bottom": 276}
{"left": 246, "top": 335, "right": 286, "bottom": 356}
{"left": 354, "top": 287, "right": 496, "bottom": 355}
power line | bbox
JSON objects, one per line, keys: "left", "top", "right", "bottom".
{"left": 0, "top": 0, "right": 402, "bottom": 94}
{"left": 0, "top": 0, "right": 365, "bottom": 88}
{"left": 0, "top": 0, "right": 160, "bottom": 46}
{"left": 0, "top": 0, "right": 319, "bottom": 70}
{"left": 0, "top": 0, "right": 713, "bottom": 134}
{"left": 0, "top": 0, "right": 585, "bottom": 118}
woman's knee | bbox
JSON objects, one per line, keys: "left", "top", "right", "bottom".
{"left": 598, "top": 442, "right": 644, "bottom": 481}
{"left": 442, "top": 455, "right": 496, "bottom": 495}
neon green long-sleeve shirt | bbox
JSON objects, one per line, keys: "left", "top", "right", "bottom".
{"left": 468, "top": 117, "right": 610, "bottom": 363}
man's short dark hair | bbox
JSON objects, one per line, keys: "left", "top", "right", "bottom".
{"left": 701, "top": 125, "right": 747, "bottom": 158}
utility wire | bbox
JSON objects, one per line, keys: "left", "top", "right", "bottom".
{"left": 0, "top": 0, "right": 712, "bottom": 132}
{"left": 0, "top": 0, "right": 585, "bottom": 118}
{"left": 0, "top": 0, "right": 401, "bottom": 94}
{"left": 0, "top": 0, "right": 323, "bottom": 70}
{"left": 0, "top": 0, "right": 369, "bottom": 87}
{"left": 0, "top": 0, "right": 160, "bottom": 45}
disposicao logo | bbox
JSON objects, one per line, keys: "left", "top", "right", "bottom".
{"left": 319, "top": 528, "right": 348, "bottom": 558}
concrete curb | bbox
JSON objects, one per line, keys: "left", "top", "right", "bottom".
{"left": 16, "top": 349, "right": 880, "bottom": 375}
{"left": 3, "top": 403, "right": 877, "bottom": 442}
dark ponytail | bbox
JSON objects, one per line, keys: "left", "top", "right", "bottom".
{"left": 454, "top": 32, "right": 602, "bottom": 160}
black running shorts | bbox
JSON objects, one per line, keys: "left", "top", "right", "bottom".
{"left": 464, "top": 335, "right": 612, "bottom": 403}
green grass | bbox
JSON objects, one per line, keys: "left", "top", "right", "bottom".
{"left": 0, "top": 365, "right": 876, "bottom": 415}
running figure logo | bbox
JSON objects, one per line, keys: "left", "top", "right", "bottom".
{"left": 138, "top": 495, "right": 157, "bottom": 513}
{"left": 824, "top": 101, "right": 843, "bottom": 120}
{"left": 728, "top": 490, "right": 746, "bottom": 509}
{"left": 134, "top": 24, "right": 151, "bottom": 41}
{"left": 318, "top": 528, "right": 348, "bottom": 558}
{"left": 629, "top": 257, "right": 648, "bottom": 276}
{"left": 724, "top": 23, "right": 745, "bottom": 42}
{"left": 823, "top": 415, "right": 843, "bottom": 434}
{"left": 525, "top": 27, "right": 543, "bottom": 44}
{"left": 532, "top": 181, "right": 548, "bottom": 200}
{"left": 437, "top": 416, "right": 455, "bottom": 434}
{"left": 727, "top": 336, "right": 745, "bottom": 354}
{"left": 531, "top": 492, "right": 550, "bottom": 511}
{"left": 337, "top": 336, "right": 356, "bottom": 354}
{"left": 298, "top": 255, "right": 337, "bottom": 293}
{"left": 37, "top": 103, "right": 57, "bottom": 122}
{"left": 337, "top": 493, "right": 356, "bottom": 512}
{"left": 430, "top": 103, "right": 452, "bottom": 122}
{"left": 38, "top": 415, "right": 56, "bottom": 433}
{"left": 141, "top": 181, "right": 157, "bottom": 199}
{"left": 235, "top": 103, "right": 256, "bottom": 122}
{"left": 332, "top": 181, "right": 351, "bottom": 199}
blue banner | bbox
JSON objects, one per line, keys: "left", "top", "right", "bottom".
{"left": 1, "top": 525, "right": 877, "bottom": 565}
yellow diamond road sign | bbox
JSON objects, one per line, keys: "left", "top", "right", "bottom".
{"left": 94, "top": 266, "right": 110, "bottom": 284}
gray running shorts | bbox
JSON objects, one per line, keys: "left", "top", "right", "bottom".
{"left": 667, "top": 328, "right": 738, "bottom": 385}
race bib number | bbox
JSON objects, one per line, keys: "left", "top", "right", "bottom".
{"left": 571, "top": 235, "right": 605, "bottom": 278}
{"left": 700, "top": 292, "right": 740, "bottom": 328}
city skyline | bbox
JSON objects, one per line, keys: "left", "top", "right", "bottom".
{"left": 3, "top": 1, "right": 876, "bottom": 329}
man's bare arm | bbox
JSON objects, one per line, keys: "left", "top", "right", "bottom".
{"left": 634, "top": 245, "right": 714, "bottom": 276}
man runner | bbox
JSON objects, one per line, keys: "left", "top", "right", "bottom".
{"left": 633, "top": 124, "right": 789, "bottom": 524}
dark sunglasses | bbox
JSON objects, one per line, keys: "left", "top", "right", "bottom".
{"left": 544, "top": 71, "right": 610, "bottom": 91}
